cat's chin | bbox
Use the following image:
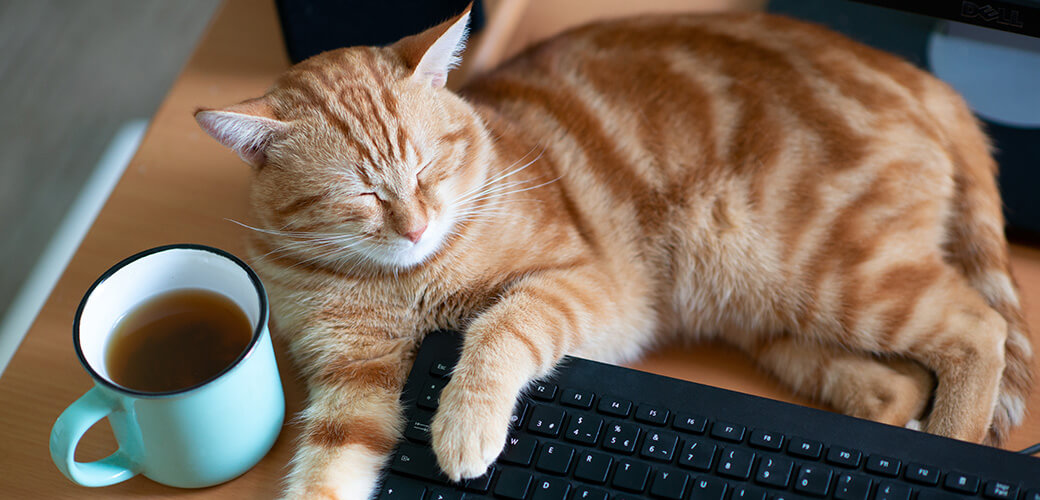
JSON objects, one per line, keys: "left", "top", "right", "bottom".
{"left": 361, "top": 216, "right": 451, "bottom": 269}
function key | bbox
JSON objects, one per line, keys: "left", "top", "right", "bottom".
{"left": 787, "top": 437, "right": 823, "bottom": 460}
{"left": 710, "top": 421, "right": 746, "bottom": 442}
{"left": 793, "top": 465, "right": 833, "bottom": 497}
{"left": 527, "top": 405, "right": 566, "bottom": 437}
{"left": 531, "top": 382, "right": 558, "bottom": 401}
{"left": 905, "top": 463, "right": 940, "bottom": 486}
{"left": 875, "top": 482, "right": 911, "bottom": 500}
{"left": 943, "top": 471, "right": 979, "bottom": 494}
{"left": 748, "top": 429, "right": 784, "bottom": 451}
{"left": 865, "top": 455, "right": 901, "bottom": 477}
{"left": 825, "top": 446, "right": 862, "bottom": 468}
{"left": 673, "top": 413, "right": 708, "bottom": 434}
{"left": 429, "top": 360, "right": 451, "bottom": 378}
{"left": 635, "top": 404, "right": 670, "bottom": 426}
{"left": 984, "top": 480, "right": 1018, "bottom": 499}
{"left": 561, "top": 388, "right": 594, "bottom": 409}
{"left": 597, "top": 395, "right": 633, "bottom": 417}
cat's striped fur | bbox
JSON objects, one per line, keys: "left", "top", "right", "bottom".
{"left": 195, "top": 8, "right": 1032, "bottom": 499}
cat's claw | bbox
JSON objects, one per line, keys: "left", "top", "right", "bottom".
{"left": 429, "top": 380, "right": 512, "bottom": 482}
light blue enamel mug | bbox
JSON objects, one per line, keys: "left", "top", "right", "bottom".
{"left": 50, "top": 244, "right": 285, "bottom": 488}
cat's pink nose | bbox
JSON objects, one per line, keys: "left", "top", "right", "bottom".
{"left": 403, "top": 225, "right": 427, "bottom": 243}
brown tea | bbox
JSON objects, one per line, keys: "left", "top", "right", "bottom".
{"left": 105, "top": 288, "right": 253, "bottom": 392}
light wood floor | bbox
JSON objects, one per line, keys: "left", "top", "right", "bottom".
{"left": 0, "top": 0, "right": 220, "bottom": 327}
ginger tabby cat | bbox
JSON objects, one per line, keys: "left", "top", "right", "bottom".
{"left": 195, "top": 7, "right": 1033, "bottom": 499}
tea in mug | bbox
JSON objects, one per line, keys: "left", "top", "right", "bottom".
{"left": 105, "top": 288, "right": 253, "bottom": 392}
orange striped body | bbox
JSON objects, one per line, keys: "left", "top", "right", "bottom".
{"left": 195, "top": 11, "right": 1032, "bottom": 499}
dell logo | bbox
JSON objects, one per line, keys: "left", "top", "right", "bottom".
{"left": 961, "top": 1, "right": 1025, "bottom": 28}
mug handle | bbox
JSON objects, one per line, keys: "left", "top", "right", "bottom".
{"left": 50, "top": 386, "right": 139, "bottom": 486}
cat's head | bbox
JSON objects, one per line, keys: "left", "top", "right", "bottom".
{"left": 195, "top": 7, "right": 485, "bottom": 271}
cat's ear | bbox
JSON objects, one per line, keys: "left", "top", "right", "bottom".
{"left": 194, "top": 97, "right": 288, "bottom": 168}
{"left": 394, "top": 4, "right": 472, "bottom": 88}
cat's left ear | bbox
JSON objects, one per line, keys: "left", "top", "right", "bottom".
{"left": 194, "top": 97, "right": 289, "bottom": 168}
{"left": 394, "top": 4, "right": 472, "bottom": 88}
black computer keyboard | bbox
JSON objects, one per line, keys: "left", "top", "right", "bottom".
{"left": 377, "top": 331, "right": 1040, "bottom": 500}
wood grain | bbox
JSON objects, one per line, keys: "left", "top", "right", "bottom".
{"left": 0, "top": 0, "right": 1036, "bottom": 498}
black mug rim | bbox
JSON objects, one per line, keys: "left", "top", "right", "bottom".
{"left": 73, "top": 244, "right": 269, "bottom": 398}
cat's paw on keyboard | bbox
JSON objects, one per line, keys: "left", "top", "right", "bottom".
{"left": 429, "top": 378, "right": 513, "bottom": 481}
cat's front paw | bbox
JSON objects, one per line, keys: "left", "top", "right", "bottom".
{"left": 430, "top": 379, "right": 513, "bottom": 481}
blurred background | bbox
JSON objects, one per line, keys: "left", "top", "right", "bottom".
{"left": 0, "top": 0, "right": 220, "bottom": 367}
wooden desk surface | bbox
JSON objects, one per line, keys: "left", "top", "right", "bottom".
{"left": 1, "top": 0, "right": 1037, "bottom": 497}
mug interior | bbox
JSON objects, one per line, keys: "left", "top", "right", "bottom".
{"left": 75, "top": 245, "right": 265, "bottom": 395}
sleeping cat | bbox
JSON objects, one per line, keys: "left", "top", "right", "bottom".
{"left": 195, "top": 6, "right": 1033, "bottom": 499}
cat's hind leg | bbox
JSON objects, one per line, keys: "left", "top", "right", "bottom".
{"left": 741, "top": 336, "right": 934, "bottom": 427}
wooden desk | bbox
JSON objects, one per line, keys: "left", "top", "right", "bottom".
{"left": 1, "top": 0, "right": 1036, "bottom": 497}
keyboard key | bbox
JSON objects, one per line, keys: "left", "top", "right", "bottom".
{"left": 531, "top": 381, "right": 558, "bottom": 401}
{"left": 717, "top": 448, "right": 755, "bottom": 480}
{"left": 650, "top": 470, "right": 689, "bottom": 499}
{"left": 390, "top": 443, "right": 446, "bottom": 483}
{"left": 748, "top": 429, "right": 784, "bottom": 451}
{"left": 635, "top": 404, "right": 670, "bottom": 425}
{"left": 826, "top": 446, "right": 862, "bottom": 468}
{"left": 943, "top": 471, "right": 979, "bottom": 494}
{"left": 603, "top": 421, "right": 640, "bottom": 453}
{"left": 794, "top": 465, "right": 833, "bottom": 497}
{"left": 788, "top": 437, "right": 823, "bottom": 459}
{"left": 564, "top": 414, "right": 603, "bottom": 445}
{"left": 427, "top": 488, "right": 463, "bottom": 500}
{"left": 535, "top": 443, "right": 575, "bottom": 475}
{"left": 710, "top": 421, "right": 746, "bottom": 442}
{"left": 834, "top": 473, "right": 872, "bottom": 500}
{"left": 531, "top": 476, "right": 570, "bottom": 500}
{"left": 874, "top": 482, "right": 911, "bottom": 500}
{"left": 429, "top": 360, "right": 451, "bottom": 378}
{"left": 731, "top": 484, "right": 767, "bottom": 500}
{"left": 918, "top": 491, "right": 962, "bottom": 500}
{"left": 984, "top": 480, "right": 1018, "bottom": 499}
{"left": 404, "top": 413, "right": 432, "bottom": 443}
{"left": 510, "top": 400, "right": 529, "bottom": 427}
{"left": 527, "top": 405, "right": 566, "bottom": 437}
{"left": 597, "top": 395, "right": 633, "bottom": 417}
{"left": 462, "top": 466, "right": 494, "bottom": 493}
{"left": 689, "top": 476, "right": 728, "bottom": 500}
{"left": 417, "top": 388, "right": 440, "bottom": 410}
{"left": 494, "top": 469, "right": 533, "bottom": 499}
{"left": 500, "top": 434, "right": 538, "bottom": 466}
{"left": 678, "top": 439, "right": 716, "bottom": 471}
{"left": 754, "top": 456, "right": 793, "bottom": 488}
{"left": 640, "top": 430, "right": 679, "bottom": 462}
{"left": 561, "top": 388, "right": 594, "bottom": 409}
{"left": 865, "top": 455, "right": 901, "bottom": 477}
{"left": 612, "top": 459, "right": 651, "bottom": 492}
{"left": 377, "top": 476, "right": 425, "bottom": 499}
{"left": 673, "top": 413, "right": 708, "bottom": 434}
{"left": 905, "top": 463, "right": 940, "bottom": 485}
{"left": 575, "top": 451, "right": 613, "bottom": 484}
{"left": 571, "top": 486, "right": 608, "bottom": 500}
